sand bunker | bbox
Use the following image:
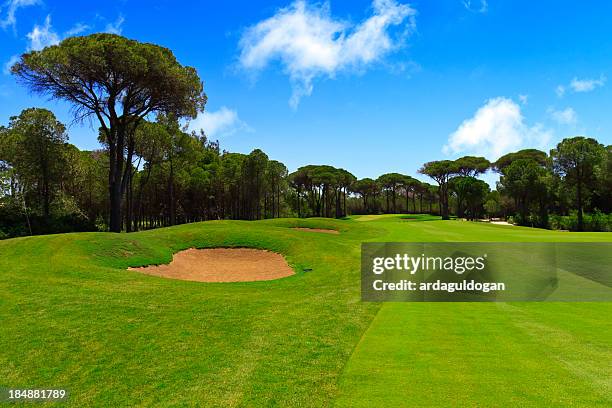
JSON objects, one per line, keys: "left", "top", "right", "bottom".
{"left": 291, "top": 227, "right": 339, "bottom": 234}
{"left": 128, "top": 248, "right": 294, "bottom": 282}
{"left": 490, "top": 221, "right": 514, "bottom": 226}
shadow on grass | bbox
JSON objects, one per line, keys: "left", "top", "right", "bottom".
{"left": 399, "top": 214, "right": 451, "bottom": 222}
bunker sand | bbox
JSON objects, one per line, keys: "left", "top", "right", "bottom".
{"left": 292, "top": 227, "right": 339, "bottom": 234}
{"left": 128, "top": 248, "right": 294, "bottom": 282}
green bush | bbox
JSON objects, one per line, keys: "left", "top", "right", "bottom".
{"left": 0, "top": 199, "right": 98, "bottom": 238}
{"left": 549, "top": 211, "right": 612, "bottom": 232}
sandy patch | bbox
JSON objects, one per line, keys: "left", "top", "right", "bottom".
{"left": 292, "top": 227, "right": 339, "bottom": 234}
{"left": 128, "top": 248, "right": 294, "bottom": 282}
{"left": 490, "top": 221, "right": 514, "bottom": 226}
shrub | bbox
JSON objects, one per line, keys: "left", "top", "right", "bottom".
{"left": 0, "top": 199, "right": 98, "bottom": 238}
{"left": 549, "top": 211, "right": 612, "bottom": 232}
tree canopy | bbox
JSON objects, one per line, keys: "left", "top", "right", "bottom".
{"left": 494, "top": 149, "right": 547, "bottom": 172}
{"left": 454, "top": 156, "right": 490, "bottom": 177}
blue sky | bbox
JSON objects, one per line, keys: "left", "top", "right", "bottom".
{"left": 1, "top": 0, "right": 611, "bottom": 184}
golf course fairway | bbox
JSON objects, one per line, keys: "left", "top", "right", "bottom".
{"left": 1, "top": 215, "right": 610, "bottom": 406}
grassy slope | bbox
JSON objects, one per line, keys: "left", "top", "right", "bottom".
{"left": 0, "top": 218, "right": 381, "bottom": 406}
{"left": 0, "top": 215, "right": 610, "bottom": 406}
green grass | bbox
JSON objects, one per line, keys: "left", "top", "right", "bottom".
{"left": 0, "top": 215, "right": 610, "bottom": 406}
{"left": 335, "top": 302, "right": 612, "bottom": 407}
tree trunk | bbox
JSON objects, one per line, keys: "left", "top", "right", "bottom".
{"left": 440, "top": 184, "right": 450, "bottom": 220}
{"left": 264, "top": 192, "right": 268, "bottom": 219}
{"left": 126, "top": 170, "right": 133, "bottom": 232}
{"left": 277, "top": 184, "right": 281, "bottom": 218}
{"left": 108, "top": 126, "right": 127, "bottom": 233}
{"left": 297, "top": 187, "right": 301, "bottom": 218}
{"left": 457, "top": 196, "right": 464, "bottom": 218}
{"left": 577, "top": 176, "right": 583, "bottom": 231}
{"left": 386, "top": 191, "right": 390, "bottom": 213}
{"left": 42, "top": 174, "right": 50, "bottom": 218}
{"left": 109, "top": 179, "right": 122, "bottom": 232}
{"left": 169, "top": 157, "right": 175, "bottom": 226}
{"left": 520, "top": 196, "right": 528, "bottom": 225}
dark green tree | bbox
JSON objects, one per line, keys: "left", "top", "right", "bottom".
{"left": 451, "top": 176, "right": 489, "bottom": 220}
{"left": 1, "top": 108, "right": 68, "bottom": 218}
{"left": 551, "top": 137, "right": 606, "bottom": 231}
{"left": 402, "top": 176, "right": 421, "bottom": 213}
{"left": 484, "top": 190, "right": 502, "bottom": 218}
{"left": 265, "top": 160, "right": 288, "bottom": 218}
{"left": 11, "top": 33, "right": 207, "bottom": 232}
{"left": 351, "top": 178, "right": 380, "bottom": 214}
{"left": 498, "top": 159, "right": 549, "bottom": 226}
{"left": 243, "top": 149, "right": 269, "bottom": 220}
{"left": 377, "top": 173, "right": 406, "bottom": 213}
{"left": 419, "top": 160, "right": 459, "bottom": 219}
{"left": 592, "top": 145, "right": 611, "bottom": 213}
{"left": 449, "top": 156, "right": 489, "bottom": 218}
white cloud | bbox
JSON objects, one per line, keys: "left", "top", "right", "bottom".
{"left": 462, "top": 0, "right": 488, "bottom": 13}
{"left": 188, "top": 107, "right": 252, "bottom": 138}
{"left": 105, "top": 14, "right": 124, "bottom": 35}
{"left": 64, "top": 22, "right": 89, "bottom": 37}
{"left": 556, "top": 75, "right": 606, "bottom": 97}
{"left": 3, "top": 14, "right": 98, "bottom": 75}
{"left": 239, "top": 0, "right": 416, "bottom": 108}
{"left": 569, "top": 75, "right": 606, "bottom": 93}
{"left": 548, "top": 107, "right": 577, "bottom": 125}
{"left": 26, "top": 15, "right": 60, "bottom": 51}
{"left": 0, "top": 0, "right": 40, "bottom": 32}
{"left": 3, "top": 54, "right": 18, "bottom": 74}
{"left": 555, "top": 85, "right": 565, "bottom": 98}
{"left": 26, "top": 17, "right": 92, "bottom": 50}
{"left": 518, "top": 94, "right": 528, "bottom": 105}
{"left": 4, "top": 14, "right": 58, "bottom": 74}
{"left": 443, "top": 97, "right": 552, "bottom": 160}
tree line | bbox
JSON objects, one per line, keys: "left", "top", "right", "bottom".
{"left": 418, "top": 143, "right": 611, "bottom": 231}
{"left": 1, "top": 33, "right": 611, "bottom": 237}
{"left": 0, "top": 109, "right": 292, "bottom": 235}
